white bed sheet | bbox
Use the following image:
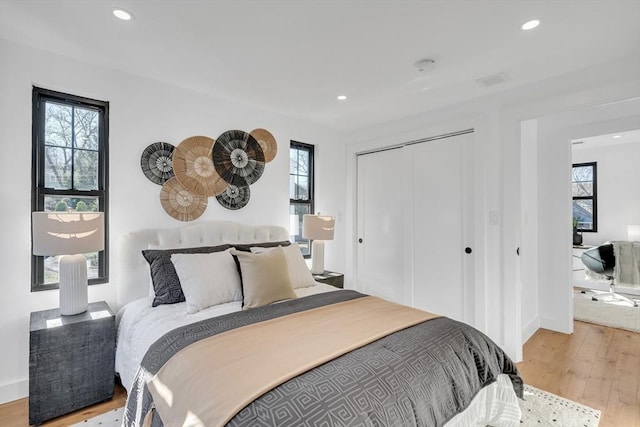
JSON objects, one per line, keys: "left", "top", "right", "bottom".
{"left": 115, "top": 282, "right": 338, "bottom": 392}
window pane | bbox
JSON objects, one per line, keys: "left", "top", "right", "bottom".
{"left": 572, "top": 166, "right": 593, "bottom": 182}
{"left": 572, "top": 166, "right": 593, "bottom": 196}
{"left": 296, "top": 176, "right": 309, "bottom": 200}
{"left": 573, "top": 199, "right": 593, "bottom": 231}
{"left": 43, "top": 252, "right": 100, "bottom": 284}
{"left": 44, "top": 195, "right": 99, "bottom": 212}
{"left": 572, "top": 182, "right": 593, "bottom": 197}
{"left": 44, "top": 146, "right": 72, "bottom": 189}
{"left": 45, "top": 101, "right": 72, "bottom": 147}
{"left": 290, "top": 203, "right": 311, "bottom": 257}
{"left": 74, "top": 107, "right": 99, "bottom": 150}
{"left": 41, "top": 195, "right": 101, "bottom": 284}
{"left": 297, "top": 150, "right": 309, "bottom": 177}
{"left": 289, "top": 175, "right": 296, "bottom": 199}
{"left": 74, "top": 149, "right": 99, "bottom": 190}
{"left": 290, "top": 149, "right": 299, "bottom": 175}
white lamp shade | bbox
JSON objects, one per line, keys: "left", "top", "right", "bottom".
{"left": 302, "top": 214, "right": 335, "bottom": 241}
{"left": 32, "top": 212, "right": 104, "bottom": 256}
{"left": 629, "top": 225, "right": 640, "bottom": 242}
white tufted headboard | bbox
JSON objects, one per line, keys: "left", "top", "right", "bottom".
{"left": 116, "top": 221, "right": 290, "bottom": 309}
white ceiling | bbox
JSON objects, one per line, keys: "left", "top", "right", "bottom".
{"left": 1, "top": 0, "right": 639, "bottom": 132}
{"left": 572, "top": 128, "right": 640, "bottom": 150}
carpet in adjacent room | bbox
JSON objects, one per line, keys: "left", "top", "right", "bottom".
{"left": 573, "top": 289, "right": 640, "bottom": 333}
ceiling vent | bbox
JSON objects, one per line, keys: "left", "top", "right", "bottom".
{"left": 476, "top": 72, "right": 509, "bottom": 87}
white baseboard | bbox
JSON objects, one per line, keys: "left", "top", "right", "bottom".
{"left": 522, "top": 317, "right": 540, "bottom": 345}
{"left": 0, "top": 379, "right": 28, "bottom": 405}
{"left": 539, "top": 315, "right": 573, "bottom": 335}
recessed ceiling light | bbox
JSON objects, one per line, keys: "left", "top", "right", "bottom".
{"left": 337, "top": 95, "right": 347, "bottom": 101}
{"left": 521, "top": 19, "right": 540, "bottom": 30}
{"left": 613, "top": 135, "right": 622, "bottom": 139}
{"left": 113, "top": 9, "right": 133, "bottom": 21}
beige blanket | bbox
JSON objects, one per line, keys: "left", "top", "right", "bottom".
{"left": 147, "top": 296, "right": 440, "bottom": 427}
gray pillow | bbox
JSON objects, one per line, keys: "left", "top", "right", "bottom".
{"left": 142, "top": 244, "right": 232, "bottom": 307}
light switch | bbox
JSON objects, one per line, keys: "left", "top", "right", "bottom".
{"left": 489, "top": 211, "right": 501, "bottom": 226}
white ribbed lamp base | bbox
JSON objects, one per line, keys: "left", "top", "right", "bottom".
{"left": 59, "top": 254, "right": 88, "bottom": 316}
{"left": 311, "top": 240, "right": 325, "bottom": 275}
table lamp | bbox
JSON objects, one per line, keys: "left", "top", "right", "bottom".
{"left": 302, "top": 214, "right": 335, "bottom": 274}
{"left": 32, "top": 212, "right": 104, "bottom": 315}
{"left": 628, "top": 225, "right": 640, "bottom": 242}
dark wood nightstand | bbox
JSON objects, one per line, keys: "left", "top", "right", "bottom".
{"left": 313, "top": 271, "right": 344, "bottom": 288}
{"left": 29, "top": 301, "right": 115, "bottom": 425}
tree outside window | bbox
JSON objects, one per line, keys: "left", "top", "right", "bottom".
{"left": 572, "top": 162, "right": 597, "bottom": 232}
{"left": 290, "top": 141, "right": 314, "bottom": 257}
{"left": 32, "top": 87, "right": 109, "bottom": 290}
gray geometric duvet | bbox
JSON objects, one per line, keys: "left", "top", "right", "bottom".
{"left": 123, "top": 290, "right": 522, "bottom": 426}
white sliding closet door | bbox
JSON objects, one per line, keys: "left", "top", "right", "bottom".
{"left": 356, "top": 132, "right": 474, "bottom": 323}
{"left": 409, "top": 133, "right": 474, "bottom": 322}
{"left": 356, "top": 147, "right": 409, "bottom": 305}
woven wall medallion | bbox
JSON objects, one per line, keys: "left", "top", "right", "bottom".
{"left": 160, "top": 177, "right": 208, "bottom": 221}
{"left": 216, "top": 183, "right": 250, "bottom": 210}
{"left": 173, "top": 136, "right": 227, "bottom": 196}
{"left": 140, "top": 142, "right": 175, "bottom": 184}
{"left": 250, "top": 128, "right": 277, "bottom": 163}
{"left": 213, "top": 130, "right": 265, "bottom": 185}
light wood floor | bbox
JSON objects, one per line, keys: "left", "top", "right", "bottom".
{"left": 0, "top": 384, "right": 126, "bottom": 427}
{"left": 1, "top": 321, "right": 638, "bottom": 426}
{"left": 518, "top": 320, "right": 640, "bottom": 427}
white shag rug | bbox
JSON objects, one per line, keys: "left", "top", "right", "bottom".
{"left": 71, "top": 385, "right": 601, "bottom": 427}
{"left": 520, "top": 384, "right": 600, "bottom": 427}
{"left": 574, "top": 289, "right": 640, "bottom": 333}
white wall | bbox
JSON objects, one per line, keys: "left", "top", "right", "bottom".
{"left": 572, "top": 141, "right": 640, "bottom": 245}
{"left": 344, "top": 57, "right": 640, "bottom": 361}
{"left": 0, "top": 38, "right": 346, "bottom": 403}
{"left": 520, "top": 119, "right": 539, "bottom": 342}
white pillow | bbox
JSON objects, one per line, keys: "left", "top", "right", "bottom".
{"left": 250, "top": 243, "right": 317, "bottom": 289}
{"left": 171, "top": 250, "right": 242, "bottom": 314}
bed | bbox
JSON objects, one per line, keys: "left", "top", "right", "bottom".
{"left": 115, "top": 221, "right": 523, "bottom": 426}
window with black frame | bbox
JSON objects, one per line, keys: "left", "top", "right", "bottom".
{"left": 572, "top": 162, "right": 597, "bottom": 232}
{"left": 290, "top": 141, "right": 314, "bottom": 257}
{"left": 32, "top": 87, "right": 109, "bottom": 291}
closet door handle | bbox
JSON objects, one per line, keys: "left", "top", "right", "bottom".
{"left": 358, "top": 238, "right": 363, "bottom": 243}
{"left": 465, "top": 247, "right": 472, "bottom": 254}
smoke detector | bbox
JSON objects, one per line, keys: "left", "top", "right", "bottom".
{"left": 414, "top": 58, "right": 436, "bottom": 72}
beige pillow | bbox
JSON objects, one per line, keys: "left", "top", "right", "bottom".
{"left": 230, "top": 247, "right": 296, "bottom": 309}
{"left": 250, "top": 243, "right": 317, "bottom": 289}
